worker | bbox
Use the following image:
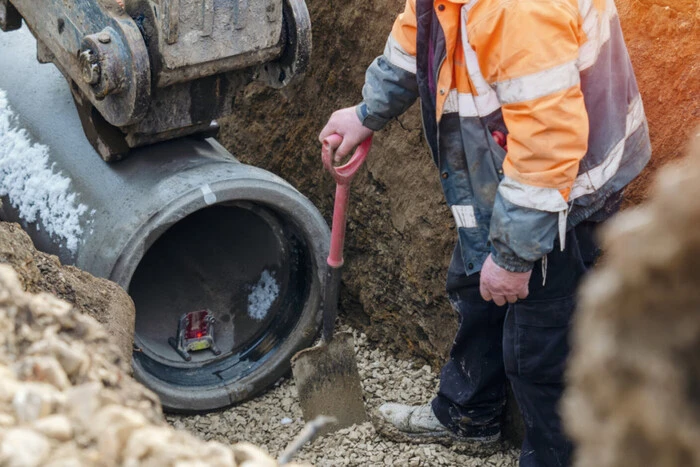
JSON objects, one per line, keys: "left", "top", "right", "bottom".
{"left": 318, "top": 0, "right": 651, "bottom": 465}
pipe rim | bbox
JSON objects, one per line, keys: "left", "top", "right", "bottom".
{"left": 114, "top": 169, "right": 329, "bottom": 411}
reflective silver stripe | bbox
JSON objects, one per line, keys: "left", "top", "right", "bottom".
{"left": 498, "top": 177, "right": 569, "bottom": 212}
{"left": 464, "top": 0, "right": 479, "bottom": 11}
{"left": 498, "top": 177, "right": 569, "bottom": 250}
{"left": 577, "top": 0, "right": 617, "bottom": 70}
{"left": 451, "top": 205, "right": 478, "bottom": 228}
{"left": 471, "top": 90, "right": 501, "bottom": 117}
{"left": 455, "top": 91, "right": 500, "bottom": 117}
{"left": 442, "top": 89, "right": 501, "bottom": 117}
{"left": 384, "top": 34, "right": 417, "bottom": 74}
{"left": 494, "top": 61, "right": 580, "bottom": 104}
{"left": 570, "top": 96, "right": 645, "bottom": 198}
{"left": 443, "top": 89, "right": 460, "bottom": 114}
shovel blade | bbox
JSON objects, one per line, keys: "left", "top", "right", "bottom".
{"left": 291, "top": 331, "right": 367, "bottom": 434}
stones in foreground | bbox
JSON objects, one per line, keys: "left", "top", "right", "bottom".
{"left": 0, "top": 264, "right": 306, "bottom": 467}
{"left": 564, "top": 132, "right": 700, "bottom": 467}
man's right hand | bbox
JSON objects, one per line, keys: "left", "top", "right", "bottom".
{"left": 319, "top": 106, "right": 374, "bottom": 162}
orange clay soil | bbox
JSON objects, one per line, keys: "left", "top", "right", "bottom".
{"left": 618, "top": 0, "right": 700, "bottom": 205}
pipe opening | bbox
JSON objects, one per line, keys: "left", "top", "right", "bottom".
{"left": 129, "top": 201, "right": 312, "bottom": 393}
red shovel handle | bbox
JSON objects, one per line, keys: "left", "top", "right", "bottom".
{"left": 321, "top": 134, "right": 373, "bottom": 268}
{"left": 321, "top": 134, "right": 373, "bottom": 185}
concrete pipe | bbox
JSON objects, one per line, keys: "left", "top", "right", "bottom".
{"left": 0, "top": 27, "right": 329, "bottom": 411}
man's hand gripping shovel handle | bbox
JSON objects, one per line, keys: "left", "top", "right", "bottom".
{"left": 320, "top": 134, "right": 373, "bottom": 342}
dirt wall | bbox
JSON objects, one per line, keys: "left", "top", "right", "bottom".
{"left": 618, "top": 0, "right": 700, "bottom": 204}
{"left": 219, "top": 0, "right": 699, "bottom": 363}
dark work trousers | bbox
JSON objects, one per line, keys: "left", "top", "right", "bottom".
{"left": 431, "top": 221, "right": 601, "bottom": 467}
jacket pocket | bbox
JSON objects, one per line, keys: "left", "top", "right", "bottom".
{"left": 457, "top": 225, "right": 490, "bottom": 275}
{"left": 484, "top": 114, "right": 508, "bottom": 181}
{"left": 506, "top": 294, "right": 575, "bottom": 384}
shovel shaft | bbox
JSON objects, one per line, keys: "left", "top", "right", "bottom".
{"left": 320, "top": 135, "right": 373, "bottom": 339}
{"left": 323, "top": 171, "right": 350, "bottom": 342}
{"left": 322, "top": 135, "right": 372, "bottom": 267}
{"left": 322, "top": 265, "right": 343, "bottom": 342}
{"left": 327, "top": 183, "right": 350, "bottom": 268}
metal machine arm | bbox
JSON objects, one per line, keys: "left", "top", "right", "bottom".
{"left": 1, "top": 0, "right": 311, "bottom": 161}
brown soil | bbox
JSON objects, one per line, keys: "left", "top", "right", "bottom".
{"left": 0, "top": 222, "right": 135, "bottom": 363}
{"left": 337, "top": 112, "right": 456, "bottom": 363}
{"left": 220, "top": 0, "right": 456, "bottom": 366}
{"left": 218, "top": 0, "right": 699, "bottom": 364}
{"left": 619, "top": 0, "right": 700, "bottom": 204}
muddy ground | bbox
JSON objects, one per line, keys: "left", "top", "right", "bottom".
{"left": 218, "top": 0, "right": 700, "bottom": 365}
{"left": 618, "top": 0, "right": 700, "bottom": 204}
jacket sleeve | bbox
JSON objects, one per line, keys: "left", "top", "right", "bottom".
{"left": 469, "top": 0, "right": 589, "bottom": 271}
{"left": 356, "top": 0, "right": 420, "bottom": 131}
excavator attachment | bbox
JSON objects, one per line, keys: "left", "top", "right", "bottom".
{"left": 1, "top": 0, "right": 311, "bottom": 161}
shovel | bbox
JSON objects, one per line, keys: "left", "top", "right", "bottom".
{"left": 290, "top": 134, "right": 372, "bottom": 434}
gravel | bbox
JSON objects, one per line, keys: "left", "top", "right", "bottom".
{"left": 167, "top": 328, "right": 519, "bottom": 466}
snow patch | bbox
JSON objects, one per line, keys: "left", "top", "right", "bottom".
{"left": 0, "top": 89, "right": 88, "bottom": 253}
{"left": 247, "top": 270, "right": 279, "bottom": 321}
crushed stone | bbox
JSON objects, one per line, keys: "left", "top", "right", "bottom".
{"left": 168, "top": 329, "right": 519, "bottom": 466}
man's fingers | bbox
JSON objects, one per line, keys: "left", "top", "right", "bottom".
{"left": 319, "top": 107, "right": 373, "bottom": 161}
{"left": 336, "top": 137, "right": 358, "bottom": 162}
{"left": 480, "top": 283, "right": 492, "bottom": 302}
{"left": 318, "top": 124, "right": 335, "bottom": 144}
{"left": 506, "top": 295, "right": 518, "bottom": 304}
{"left": 517, "top": 287, "right": 529, "bottom": 300}
{"left": 321, "top": 133, "right": 345, "bottom": 162}
{"left": 492, "top": 295, "right": 507, "bottom": 307}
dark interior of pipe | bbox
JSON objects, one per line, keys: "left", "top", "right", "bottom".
{"left": 129, "top": 202, "right": 312, "bottom": 388}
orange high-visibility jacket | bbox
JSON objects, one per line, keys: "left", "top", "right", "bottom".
{"left": 356, "top": 0, "right": 650, "bottom": 272}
